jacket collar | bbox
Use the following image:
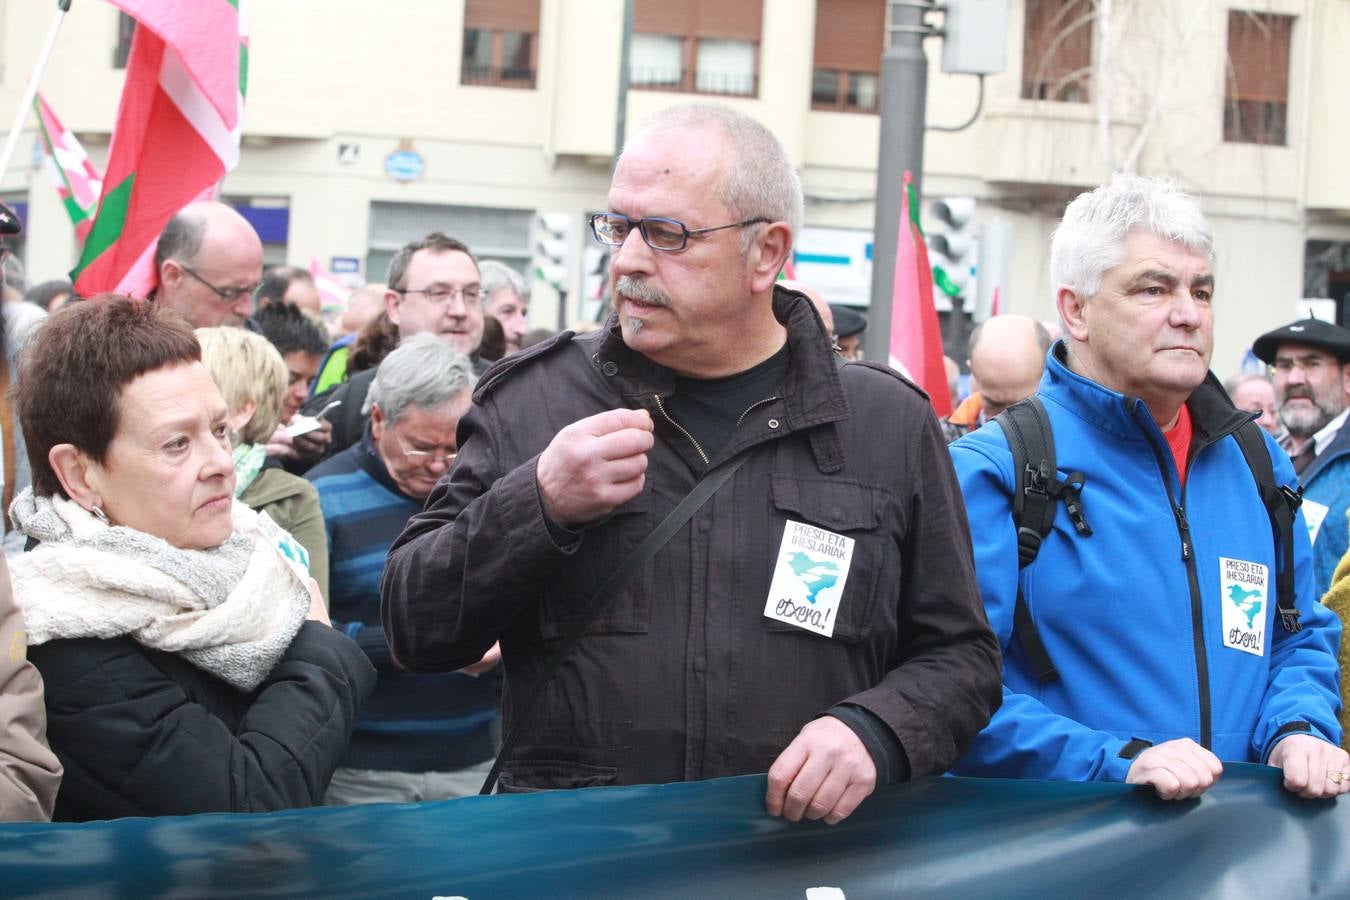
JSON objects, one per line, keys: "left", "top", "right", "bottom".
{"left": 1043, "top": 341, "right": 1249, "bottom": 444}
{"left": 1301, "top": 414, "right": 1350, "bottom": 483}
{"left": 583, "top": 286, "right": 850, "bottom": 466}
{"left": 356, "top": 424, "right": 422, "bottom": 503}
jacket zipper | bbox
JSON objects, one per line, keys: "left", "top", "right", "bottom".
{"left": 653, "top": 394, "right": 784, "bottom": 468}
{"left": 1138, "top": 406, "right": 1247, "bottom": 752}
{"left": 653, "top": 395, "right": 710, "bottom": 466}
{"left": 735, "top": 395, "right": 781, "bottom": 429}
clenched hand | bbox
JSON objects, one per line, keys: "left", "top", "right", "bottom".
{"left": 1126, "top": 738, "right": 1223, "bottom": 800}
{"left": 1268, "top": 733, "right": 1350, "bottom": 799}
{"left": 766, "top": 716, "right": 877, "bottom": 825}
{"left": 537, "top": 409, "right": 654, "bottom": 527}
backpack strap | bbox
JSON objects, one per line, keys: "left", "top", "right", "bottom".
{"left": 995, "top": 398, "right": 1092, "bottom": 685}
{"left": 1231, "top": 420, "right": 1303, "bottom": 633}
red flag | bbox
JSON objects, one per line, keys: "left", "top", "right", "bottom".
{"left": 991, "top": 286, "right": 1001, "bottom": 317}
{"left": 72, "top": 1, "right": 248, "bottom": 297}
{"left": 34, "top": 93, "right": 103, "bottom": 244}
{"left": 889, "top": 172, "right": 952, "bottom": 417}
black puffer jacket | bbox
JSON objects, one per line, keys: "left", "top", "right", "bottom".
{"left": 31, "top": 621, "right": 376, "bottom": 822}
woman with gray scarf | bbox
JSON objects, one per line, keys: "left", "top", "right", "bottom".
{"left": 6, "top": 297, "right": 375, "bottom": 821}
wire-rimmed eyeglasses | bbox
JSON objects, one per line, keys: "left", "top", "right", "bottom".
{"left": 393, "top": 431, "right": 457, "bottom": 467}
{"left": 180, "top": 264, "right": 260, "bottom": 304}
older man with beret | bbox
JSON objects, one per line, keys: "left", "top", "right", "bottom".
{"left": 1252, "top": 318, "right": 1350, "bottom": 595}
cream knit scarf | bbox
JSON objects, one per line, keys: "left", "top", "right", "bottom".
{"left": 8, "top": 490, "right": 310, "bottom": 692}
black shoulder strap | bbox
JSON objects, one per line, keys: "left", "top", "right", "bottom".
{"left": 1231, "top": 420, "right": 1303, "bottom": 633}
{"left": 995, "top": 398, "right": 1092, "bottom": 685}
{"left": 480, "top": 447, "right": 755, "bottom": 795}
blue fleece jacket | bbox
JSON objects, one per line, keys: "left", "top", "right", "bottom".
{"left": 949, "top": 345, "right": 1342, "bottom": 783}
{"left": 1298, "top": 421, "right": 1350, "bottom": 597}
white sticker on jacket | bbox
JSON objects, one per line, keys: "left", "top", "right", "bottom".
{"left": 256, "top": 510, "right": 312, "bottom": 586}
{"left": 1220, "top": 556, "right": 1268, "bottom": 657}
{"left": 763, "top": 519, "right": 855, "bottom": 638}
{"left": 1302, "top": 499, "right": 1330, "bottom": 546}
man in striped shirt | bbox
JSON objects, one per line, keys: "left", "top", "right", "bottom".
{"left": 307, "top": 334, "right": 498, "bottom": 805}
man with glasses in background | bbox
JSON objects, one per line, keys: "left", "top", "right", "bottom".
{"left": 1253, "top": 318, "right": 1350, "bottom": 594}
{"left": 153, "top": 200, "right": 263, "bottom": 328}
{"left": 300, "top": 232, "right": 488, "bottom": 465}
{"left": 382, "top": 103, "right": 999, "bottom": 824}
{"left": 307, "top": 333, "right": 499, "bottom": 805}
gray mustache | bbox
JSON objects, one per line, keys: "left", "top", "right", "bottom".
{"left": 615, "top": 276, "right": 671, "bottom": 308}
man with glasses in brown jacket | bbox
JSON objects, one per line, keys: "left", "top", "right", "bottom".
{"left": 382, "top": 103, "right": 1000, "bottom": 825}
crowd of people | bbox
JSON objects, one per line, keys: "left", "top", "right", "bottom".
{"left": 0, "top": 102, "right": 1344, "bottom": 834}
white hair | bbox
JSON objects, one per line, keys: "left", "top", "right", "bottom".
{"left": 627, "top": 103, "right": 804, "bottom": 248}
{"left": 1050, "top": 173, "right": 1213, "bottom": 300}
{"left": 478, "top": 259, "right": 531, "bottom": 303}
{"left": 364, "top": 333, "right": 476, "bottom": 421}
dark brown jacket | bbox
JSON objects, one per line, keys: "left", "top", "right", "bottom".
{"left": 382, "top": 290, "right": 1000, "bottom": 790}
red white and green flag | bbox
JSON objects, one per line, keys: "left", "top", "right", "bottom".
{"left": 72, "top": 0, "right": 249, "bottom": 297}
{"left": 889, "top": 171, "right": 952, "bottom": 417}
{"left": 34, "top": 93, "right": 103, "bottom": 245}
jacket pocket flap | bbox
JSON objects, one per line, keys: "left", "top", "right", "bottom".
{"left": 498, "top": 758, "right": 619, "bottom": 793}
{"left": 770, "top": 475, "right": 883, "bottom": 531}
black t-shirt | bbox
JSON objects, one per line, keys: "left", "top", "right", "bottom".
{"left": 665, "top": 343, "right": 791, "bottom": 461}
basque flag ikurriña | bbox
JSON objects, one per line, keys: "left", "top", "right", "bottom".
{"left": 889, "top": 171, "right": 952, "bottom": 417}
{"left": 34, "top": 93, "right": 103, "bottom": 245}
{"left": 72, "top": 0, "right": 249, "bottom": 297}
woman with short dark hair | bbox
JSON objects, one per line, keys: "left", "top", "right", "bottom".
{"left": 7, "top": 296, "right": 375, "bottom": 821}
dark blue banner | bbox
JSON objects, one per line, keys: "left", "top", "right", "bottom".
{"left": 0, "top": 763, "right": 1343, "bottom": 898}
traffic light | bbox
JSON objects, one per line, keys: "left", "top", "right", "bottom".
{"left": 582, "top": 243, "right": 608, "bottom": 297}
{"left": 532, "top": 213, "right": 570, "bottom": 291}
{"left": 928, "top": 197, "right": 977, "bottom": 310}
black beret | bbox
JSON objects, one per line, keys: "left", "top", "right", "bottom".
{"left": 828, "top": 304, "right": 867, "bottom": 338}
{"left": 1251, "top": 318, "right": 1350, "bottom": 365}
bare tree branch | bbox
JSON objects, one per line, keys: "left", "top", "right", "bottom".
{"left": 1095, "top": 0, "right": 1114, "bottom": 179}
{"left": 1120, "top": 0, "right": 1213, "bottom": 172}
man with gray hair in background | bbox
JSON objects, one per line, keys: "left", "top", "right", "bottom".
{"left": 478, "top": 260, "right": 531, "bottom": 354}
{"left": 383, "top": 102, "right": 1000, "bottom": 824}
{"left": 950, "top": 174, "right": 1347, "bottom": 801}
{"left": 307, "top": 333, "right": 499, "bottom": 805}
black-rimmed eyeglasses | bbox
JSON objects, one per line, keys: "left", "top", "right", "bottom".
{"left": 180, "top": 264, "right": 260, "bottom": 303}
{"left": 589, "top": 213, "right": 771, "bottom": 252}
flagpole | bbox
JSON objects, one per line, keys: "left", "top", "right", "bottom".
{"left": 0, "top": 1, "right": 73, "bottom": 186}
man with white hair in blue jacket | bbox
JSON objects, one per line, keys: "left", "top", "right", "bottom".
{"left": 950, "top": 174, "right": 1348, "bottom": 800}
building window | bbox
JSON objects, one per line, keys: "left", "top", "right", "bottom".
{"left": 630, "top": 1, "right": 763, "bottom": 97}
{"left": 461, "top": 0, "right": 539, "bottom": 89}
{"left": 113, "top": 12, "right": 135, "bottom": 69}
{"left": 1021, "top": 0, "right": 1093, "bottom": 103}
{"left": 1224, "top": 11, "right": 1293, "bottom": 145}
{"left": 811, "top": 0, "right": 885, "bottom": 113}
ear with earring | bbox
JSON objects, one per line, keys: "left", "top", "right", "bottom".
{"left": 89, "top": 505, "right": 109, "bottom": 526}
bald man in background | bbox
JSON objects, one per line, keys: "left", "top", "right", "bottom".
{"left": 943, "top": 314, "right": 1052, "bottom": 442}
{"left": 153, "top": 200, "right": 263, "bottom": 328}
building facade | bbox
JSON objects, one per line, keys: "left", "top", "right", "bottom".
{"left": 0, "top": 0, "right": 1345, "bottom": 375}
